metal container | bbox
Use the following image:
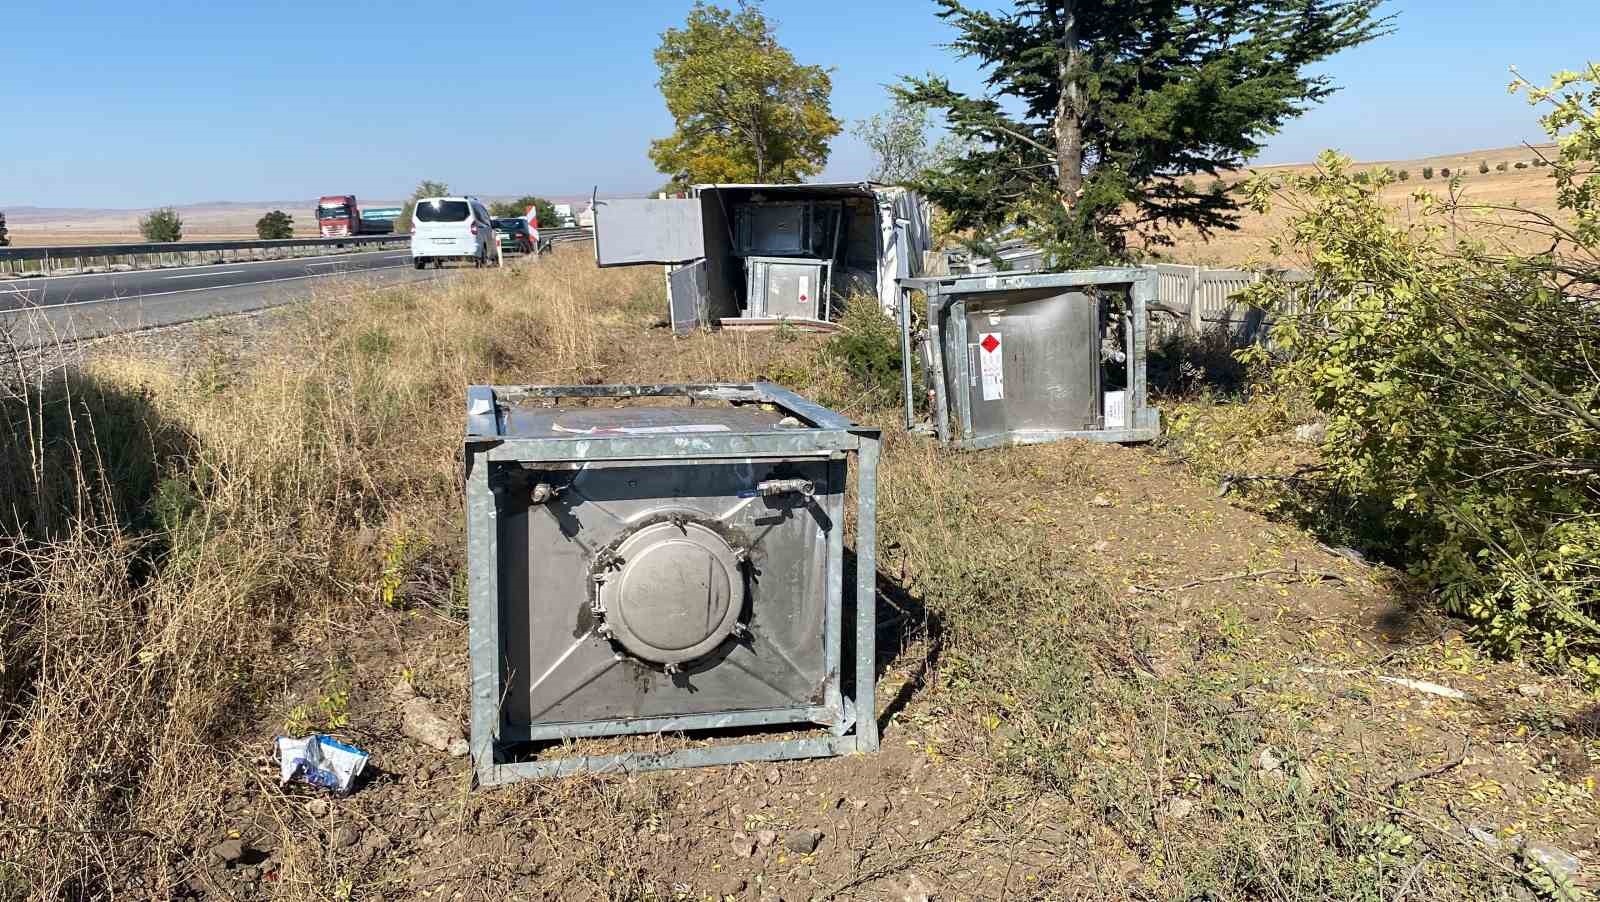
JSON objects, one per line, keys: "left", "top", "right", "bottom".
{"left": 745, "top": 256, "right": 832, "bottom": 320}
{"left": 898, "top": 269, "right": 1160, "bottom": 448}
{"left": 734, "top": 202, "right": 810, "bottom": 256}
{"left": 464, "top": 382, "right": 881, "bottom": 784}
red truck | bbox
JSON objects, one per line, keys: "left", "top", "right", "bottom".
{"left": 315, "top": 195, "right": 395, "bottom": 237}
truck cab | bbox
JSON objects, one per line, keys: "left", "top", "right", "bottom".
{"left": 316, "top": 195, "right": 361, "bottom": 238}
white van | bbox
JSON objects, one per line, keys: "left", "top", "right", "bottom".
{"left": 411, "top": 196, "right": 493, "bottom": 269}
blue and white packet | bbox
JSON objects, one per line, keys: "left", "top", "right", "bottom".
{"left": 276, "top": 734, "right": 370, "bottom": 794}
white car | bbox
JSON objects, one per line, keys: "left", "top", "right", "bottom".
{"left": 411, "top": 196, "right": 493, "bottom": 269}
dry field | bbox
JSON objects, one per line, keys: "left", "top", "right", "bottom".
{"left": 1, "top": 246, "right": 1595, "bottom": 900}
{"left": 1152, "top": 143, "right": 1565, "bottom": 267}
{"left": 1, "top": 202, "right": 357, "bottom": 245}
{"left": 2, "top": 194, "right": 594, "bottom": 247}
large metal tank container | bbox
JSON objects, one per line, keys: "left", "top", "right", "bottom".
{"left": 745, "top": 256, "right": 833, "bottom": 320}
{"left": 898, "top": 269, "right": 1161, "bottom": 448}
{"left": 463, "top": 382, "right": 881, "bottom": 784}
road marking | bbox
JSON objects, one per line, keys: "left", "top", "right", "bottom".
{"left": 165, "top": 269, "right": 246, "bottom": 280}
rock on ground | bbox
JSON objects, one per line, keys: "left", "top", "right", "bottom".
{"left": 783, "top": 828, "right": 822, "bottom": 854}
{"left": 400, "top": 695, "right": 468, "bottom": 757}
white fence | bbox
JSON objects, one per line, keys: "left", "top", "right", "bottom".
{"left": 1151, "top": 263, "right": 1312, "bottom": 339}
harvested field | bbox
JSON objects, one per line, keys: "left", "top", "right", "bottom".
{"left": 1152, "top": 143, "right": 1567, "bottom": 267}
{"left": 1, "top": 245, "right": 1594, "bottom": 900}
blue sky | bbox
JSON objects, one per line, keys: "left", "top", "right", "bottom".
{"left": 1, "top": 0, "right": 1593, "bottom": 208}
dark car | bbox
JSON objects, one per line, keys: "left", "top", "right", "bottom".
{"left": 492, "top": 218, "right": 534, "bottom": 254}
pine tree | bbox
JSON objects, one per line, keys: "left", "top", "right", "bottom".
{"left": 903, "top": 0, "right": 1391, "bottom": 266}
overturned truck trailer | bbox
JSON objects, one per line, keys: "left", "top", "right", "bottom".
{"left": 593, "top": 183, "right": 930, "bottom": 333}
{"left": 900, "top": 269, "right": 1161, "bottom": 449}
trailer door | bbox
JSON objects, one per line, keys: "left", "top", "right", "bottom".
{"left": 667, "top": 260, "right": 711, "bottom": 335}
{"left": 592, "top": 198, "right": 706, "bottom": 266}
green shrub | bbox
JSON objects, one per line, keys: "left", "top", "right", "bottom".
{"left": 255, "top": 210, "right": 293, "bottom": 239}
{"left": 1243, "top": 140, "right": 1600, "bottom": 682}
{"left": 1422, "top": 166, "right": 1434, "bottom": 179}
{"left": 819, "top": 297, "right": 903, "bottom": 409}
{"left": 1397, "top": 169, "right": 1409, "bottom": 180}
{"left": 1515, "top": 161, "right": 1529, "bottom": 169}
{"left": 1478, "top": 160, "right": 1489, "bottom": 174}
{"left": 138, "top": 207, "right": 183, "bottom": 242}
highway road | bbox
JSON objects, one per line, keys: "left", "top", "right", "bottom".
{"left": 0, "top": 247, "right": 420, "bottom": 311}
{"left": 0, "top": 247, "right": 451, "bottom": 348}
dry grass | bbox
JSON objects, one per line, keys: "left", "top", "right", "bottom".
{"left": 2, "top": 249, "right": 1591, "bottom": 900}
{"left": 0, "top": 248, "right": 660, "bottom": 898}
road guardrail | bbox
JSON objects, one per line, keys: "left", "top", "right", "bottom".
{"left": 0, "top": 233, "right": 412, "bottom": 277}
{"left": 0, "top": 228, "right": 594, "bottom": 277}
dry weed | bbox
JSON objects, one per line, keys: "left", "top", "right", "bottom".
{"left": 0, "top": 249, "right": 658, "bottom": 898}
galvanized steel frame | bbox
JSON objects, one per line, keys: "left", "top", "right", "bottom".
{"left": 898, "top": 269, "right": 1162, "bottom": 449}
{"left": 464, "top": 382, "right": 881, "bottom": 785}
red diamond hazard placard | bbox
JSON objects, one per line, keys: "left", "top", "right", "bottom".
{"left": 977, "top": 332, "right": 1003, "bottom": 400}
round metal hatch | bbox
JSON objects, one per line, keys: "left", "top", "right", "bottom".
{"left": 596, "top": 520, "right": 744, "bottom": 666}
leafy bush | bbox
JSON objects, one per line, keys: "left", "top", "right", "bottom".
{"left": 1422, "top": 166, "right": 1434, "bottom": 179}
{"left": 1496, "top": 161, "right": 1509, "bottom": 172}
{"left": 1478, "top": 160, "right": 1490, "bottom": 174}
{"left": 255, "top": 210, "right": 293, "bottom": 239}
{"left": 1244, "top": 132, "right": 1600, "bottom": 681}
{"left": 138, "top": 206, "right": 183, "bottom": 242}
{"left": 1440, "top": 167, "right": 1451, "bottom": 177}
{"left": 1515, "top": 161, "right": 1530, "bottom": 169}
{"left": 1397, "top": 169, "right": 1409, "bottom": 180}
{"left": 819, "top": 297, "right": 903, "bottom": 408}
{"left": 490, "top": 195, "right": 561, "bottom": 226}
{"left": 1534, "top": 158, "right": 1548, "bottom": 167}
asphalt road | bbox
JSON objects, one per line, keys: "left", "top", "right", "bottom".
{"left": 0, "top": 247, "right": 459, "bottom": 348}
{"left": 0, "top": 247, "right": 421, "bottom": 311}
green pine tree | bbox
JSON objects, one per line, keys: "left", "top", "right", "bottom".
{"left": 902, "top": 0, "right": 1392, "bottom": 267}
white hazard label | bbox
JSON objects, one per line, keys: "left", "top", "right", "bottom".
{"left": 978, "top": 332, "right": 1003, "bottom": 400}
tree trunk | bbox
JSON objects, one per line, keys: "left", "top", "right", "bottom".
{"left": 1054, "top": 0, "right": 1083, "bottom": 204}
{"left": 753, "top": 113, "right": 767, "bottom": 182}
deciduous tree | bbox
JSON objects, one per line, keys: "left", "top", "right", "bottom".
{"left": 903, "top": 0, "right": 1391, "bottom": 267}
{"left": 491, "top": 195, "right": 560, "bottom": 226}
{"left": 854, "top": 97, "right": 936, "bottom": 185}
{"left": 649, "top": 2, "right": 840, "bottom": 186}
